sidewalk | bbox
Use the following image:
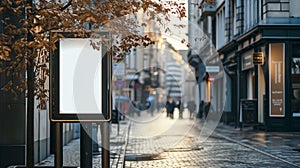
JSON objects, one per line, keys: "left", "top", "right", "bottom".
{"left": 214, "top": 123, "right": 300, "bottom": 166}
{"left": 36, "top": 120, "right": 131, "bottom": 167}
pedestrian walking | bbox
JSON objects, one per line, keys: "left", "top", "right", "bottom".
{"left": 176, "top": 100, "right": 183, "bottom": 119}
{"left": 165, "top": 98, "right": 176, "bottom": 119}
{"left": 187, "top": 100, "right": 196, "bottom": 119}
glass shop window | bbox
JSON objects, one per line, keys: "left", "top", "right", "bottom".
{"left": 291, "top": 44, "right": 300, "bottom": 117}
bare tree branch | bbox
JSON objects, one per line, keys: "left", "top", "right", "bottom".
{"left": 60, "top": 0, "right": 73, "bottom": 11}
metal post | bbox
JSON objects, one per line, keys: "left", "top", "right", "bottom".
{"left": 26, "top": 1, "right": 35, "bottom": 166}
{"left": 99, "top": 33, "right": 111, "bottom": 168}
{"left": 26, "top": 48, "right": 35, "bottom": 168}
{"left": 101, "top": 122, "right": 110, "bottom": 168}
{"left": 117, "top": 86, "right": 121, "bottom": 136}
{"left": 236, "top": 57, "right": 240, "bottom": 128}
{"left": 117, "top": 118, "right": 120, "bottom": 136}
{"left": 55, "top": 123, "right": 63, "bottom": 168}
{"left": 80, "top": 123, "right": 93, "bottom": 168}
{"left": 92, "top": 123, "right": 100, "bottom": 155}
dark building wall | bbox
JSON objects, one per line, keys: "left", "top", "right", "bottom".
{"left": 0, "top": 5, "right": 26, "bottom": 167}
{"left": 0, "top": 66, "right": 26, "bottom": 167}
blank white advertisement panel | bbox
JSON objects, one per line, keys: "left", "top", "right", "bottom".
{"left": 59, "top": 38, "right": 102, "bottom": 114}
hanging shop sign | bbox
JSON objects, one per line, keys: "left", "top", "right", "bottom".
{"left": 253, "top": 52, "right": 264, "bottom": 65}
{"left": 269, "top": 43, "right": 285, "bottom": 117}
{"left": 208, "top": 76, "right": 215, "bottom": 82}
{"left": 206, "top": 66, "right": 220, "bottom": 72}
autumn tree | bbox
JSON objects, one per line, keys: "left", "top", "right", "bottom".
{"left": 0, "top": 0, "right": 186, "bottom": 166}
{"left": 0, "top": 0, "right": 186, "bottom": 102}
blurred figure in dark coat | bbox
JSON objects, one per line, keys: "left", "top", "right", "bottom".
{"left": 188, "top": 100, "right": 196, "bottom": 119}
{"left": 165, "top": 98, "right": 176, "bottom": 119}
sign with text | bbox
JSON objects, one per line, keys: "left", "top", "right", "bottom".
{"left": 242, "top": 54, "right": 254, "bottom": 71}
{"left": 269, "top": 43, "right": 285, "bottom": 117}
{"left": 240, "top": 99, "right": 258, "bottom": 124}
{"left": 253, "top": 52, "right": 264, "bottom": 65}
{"left": 113, "top": 63, "right": 125, "bottom": 76}
{"left": 208, "top": 76, "right": 215, "bottom": 82}
{"left": 115, "top": 80, "right": 126, "bottom": 88}
{"left": 206, "top": 66, "right": 220, "bottom": 72}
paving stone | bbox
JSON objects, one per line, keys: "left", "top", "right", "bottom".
{"left": 38, "top": 109, "right": 300, "bottom": 168}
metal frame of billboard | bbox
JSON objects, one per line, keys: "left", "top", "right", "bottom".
{"left": 49, "top": 30, "right": 112, "bottom": 122}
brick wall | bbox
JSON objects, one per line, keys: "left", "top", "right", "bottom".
{"left": 236, "top": 0, "right": 244, "bottom": 35}
{"left": 263, "top": 0, "right": 290, "bottom": 18}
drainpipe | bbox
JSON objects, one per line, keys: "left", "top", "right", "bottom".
{"left": 236, "top": 56, "right": 240, "bottom": 128}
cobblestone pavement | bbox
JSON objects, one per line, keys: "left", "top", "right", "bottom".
{"left": 124, "top": 109, "right": 300, "bottom": 168}
{"left": 38, "top": 121, "right": 130, "bottom": 168}
{"left": 214, "top": 124, "right": 300, "bottom": 167}
{"left": 37, "top": 108, "right": 300, "bottom": 168}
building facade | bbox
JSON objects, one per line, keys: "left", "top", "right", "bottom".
{"left": 189, "top": 0, "right": 300, "bottom": 131}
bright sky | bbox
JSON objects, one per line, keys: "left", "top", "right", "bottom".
{"left": 162, "top": 0, "right": 189, "bottom": 50}
{"left": 162, "top": 15, "right": 189, "bottom": 51}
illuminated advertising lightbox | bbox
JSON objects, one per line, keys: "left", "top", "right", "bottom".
{"left": 269, "top": 43, "right": 285, "bottom": 117}
{"left": 50, "top": 34, "right": 111, "bottom": 122}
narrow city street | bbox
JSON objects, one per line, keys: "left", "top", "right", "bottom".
{"left": 35, "top": 107, "right": 300, "bottom": 168}
{"left": 123, "top": 108, "right": 300, "bottom": 168}
{"left": 3, "top": 1, "right": 300, "bottom": 168}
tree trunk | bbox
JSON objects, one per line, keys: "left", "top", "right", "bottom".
{"left": 26, "top": 0, "right": 35, "bottom": 166}
{"left": 26, "top": 57, "right": 35, "bottom": 167}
